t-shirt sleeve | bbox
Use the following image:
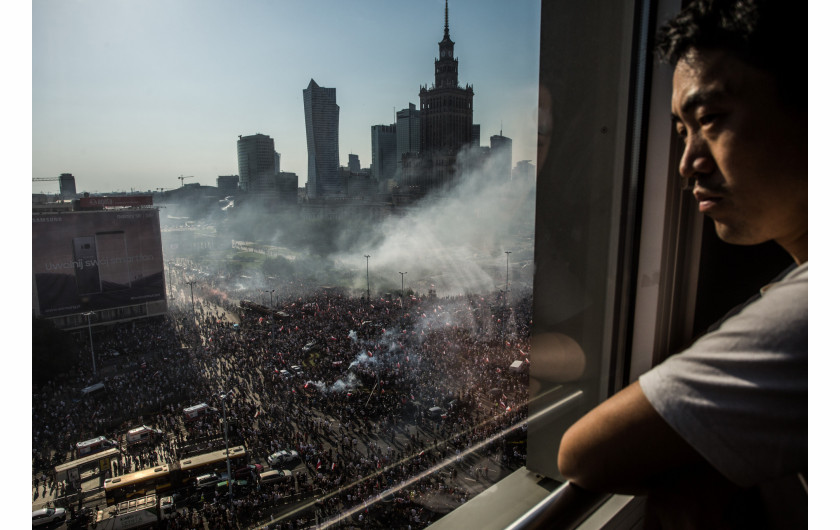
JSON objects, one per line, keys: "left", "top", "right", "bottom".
{"left": 638, "top": 265, "right": 807, "bottom": 487}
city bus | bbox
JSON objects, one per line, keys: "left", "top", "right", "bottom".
{"left": 175, "top": 445, "right": 248, "bottom": 487}
{"left": 103, "top": 465, "right": 173, "bottom": 505}
{"left": 104, "top": 446, "right": 248, "bottom": 505}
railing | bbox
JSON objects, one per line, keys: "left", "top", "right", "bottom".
{"left": 505, "top": 482, "right": 609, "bottom": 530}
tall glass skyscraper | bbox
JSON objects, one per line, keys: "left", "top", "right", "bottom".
{"left": 396, "top": 103, "right": 420, "bottom": 160}
{"left": 302, "top": 79, "right": 341, "bottom": 197}
{"left": 237, "top": 133, "right": 276, "bottom": 192}
{"left": 371, "top": 124, "right": 397, "bottom": 182}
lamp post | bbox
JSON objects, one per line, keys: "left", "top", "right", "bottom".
{"left": 505, "top": 251, "right": 512, "bottom": 306}
{"left": 263, "top": 289, "right": 275, "bottom": 308}
{"left": 219, "top": 390, "right": 234, "bottom": 509}
{"left": 82, "top": 311, "right": 97, "bottom": 376}
{"left": 185, "top": 280, "right": 197, "bottom": 326}
{"left": 167, "top": 261, "right": 174, "bottom": 301}
{"left": 398, "top": 272, "right": 407, "bottom": 298}
{"left": 364, "top": 255, "right": 371, "bottom": 301}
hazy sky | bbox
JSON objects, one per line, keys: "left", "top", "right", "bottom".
{"left": 32, "top": 0, "right": 541, "bottom": 194}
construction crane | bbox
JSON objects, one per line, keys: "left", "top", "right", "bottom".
{"left": 33, "top": 173, "right": 77, "bottom": 198}
{"left": 177, "top": 175, "right": 195, "bottom": 187}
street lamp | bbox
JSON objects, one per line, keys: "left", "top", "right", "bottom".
{"left": 167, "top": 261, "right": 174, "bottom": 301}
{"left": 364, "top": 255, "right": 371, "bottom": 301}
{"left": 505, "top": 251, "right": 512, "bottom": 306}
{"left": 82, "top": 311, "right": 97, "bottom": 376}
{"left": 219, "top": 390, "right": 234, "bottom": 509}
{"left": 398, "top": 272, "right": 407, "bottom": 298}
{"left": 185, "top": 280, "right": 197, "bottom": 325}
{"left": 263, "top": 289, "right": 275, "bottom": 308}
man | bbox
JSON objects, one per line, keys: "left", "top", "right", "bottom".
{"left": 556, "top": 1, "right": 806, "bottom": 528}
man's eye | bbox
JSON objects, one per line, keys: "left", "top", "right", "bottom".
{"left": 698, "top": 114, "right": 719, "bottom": 126}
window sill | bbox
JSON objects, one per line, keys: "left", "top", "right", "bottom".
{"left": 429, "top": 467, "right": 644, "bottom": 530}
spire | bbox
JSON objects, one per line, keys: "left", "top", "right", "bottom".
{"left": 444, "top": 0, "right": 449, "bottom": 39}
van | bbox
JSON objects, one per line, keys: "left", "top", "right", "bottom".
{"left": 183, "top": 403, "right": 216, "bottom": 422}
{"left": 81, "top": 382, "right": 105, "bottom": 397}
{"left": 76, "top": 436, "right": 116, "bottom": 457}
{"left": 259, "top": 469, "right": 292, "bottom": 485}
{"left": 127, "top": 425, "right": 164, "bottom": 445}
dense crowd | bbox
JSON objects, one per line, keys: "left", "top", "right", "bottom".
{"left": 32, "top": 265, "right": 532, "bottom": 528}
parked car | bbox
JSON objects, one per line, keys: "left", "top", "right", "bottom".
{"left": 194, "top": 472, "right": 220, "bottom": 489}
{"left": 171, "top": 490, "right": 201, "bottom": 508}
{"left": 259, "top": 469, "right": 293, "bottom": 485}
{"left": 267, "top": 449, "right": 300, "bottom": 467}
{"left": 32, "top": 507, "right": 66, "bottom": 526}
{"left": 127, "top": 425, "right": 164, "bottom": 445}
{"left": 234, "top": 463, "right": 263, "bottom": 479}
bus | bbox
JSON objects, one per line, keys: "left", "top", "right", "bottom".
{"left": 103, "top": 465, "right": 173, "bottom": 506}
{"left": 176, "top": 445, "right": 248, "bottom": 486}
{"left": 104, "top": 446, "right": 248, "bottom": 505}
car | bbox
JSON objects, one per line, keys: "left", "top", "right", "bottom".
{"left": 278, "top": 369, "right": 292, "bottom": 379}
{"left": 32, "top": 507, "right": 66, "bottom": 526}
{"left": 234, "top": 463, "right": 263, "bottom": 479}
{"left": 267, "top": 449, "right": 300, "bottom": 467}
{"left": 194, "top": 472, "right": 220, "bottom": 489}
{"left": 259, "top": 469, "right": 293, "bottom": 485}
{"left": 290, "top": 365, "right": 303, "bottom": 375}
{"left": 171, "top": 490, "right": 201, "bottom": 507}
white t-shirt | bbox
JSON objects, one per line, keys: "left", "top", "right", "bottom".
{"left": 639, "top": 263, "right": 807, "bottom": 488}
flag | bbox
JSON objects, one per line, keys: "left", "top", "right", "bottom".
{"left": 317, "top": 460, "right": 321, "bottom": 470}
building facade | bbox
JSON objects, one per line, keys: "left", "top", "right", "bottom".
{"left": 418, "top": 1, "right": 474, "bottom": 156}
{"left": 303, "top": 79, "right": 341, "bottom": 198}
{"left": 371, "top": 124, "right": 397, "bottom": 183}
{"left": 490, "top": 132, "right": 513, "bottom": 179}
{"left": 32, "top": 200, "right": 167, "bottom": 330}
{"left": 237, "top": 134, "right": 276, "bottom": 192}
{"left": 217, "top": 175, "right": 240, "bottom": 195}
{"left": 397, "top": 103, "right": 421, "bottom": 160}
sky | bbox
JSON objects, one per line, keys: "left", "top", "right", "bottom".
{"left": 31, "top": 0, "right": 542, "bottom": 194}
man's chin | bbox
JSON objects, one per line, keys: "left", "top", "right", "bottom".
{"left": 712, "top": 220, "right": 762, "bottom": 247}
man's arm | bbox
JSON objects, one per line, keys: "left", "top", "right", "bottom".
{"left": 557, "top": 381, "right": 706, "bottom": 494}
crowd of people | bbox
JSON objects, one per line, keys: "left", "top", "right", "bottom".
{"left": 32, "top": 263, "right": 533, "bottom": 528}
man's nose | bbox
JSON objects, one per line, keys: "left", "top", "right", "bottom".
{"left": 679, "top": 134, "right": 715, "bottom": 184}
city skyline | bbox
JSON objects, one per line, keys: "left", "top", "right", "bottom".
{"left": 32, "top": 0, "right": 541, "bottom": 194}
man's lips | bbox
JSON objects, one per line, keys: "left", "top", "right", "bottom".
{"left": 693, "top": 189, "right": 723, "bottom": 213}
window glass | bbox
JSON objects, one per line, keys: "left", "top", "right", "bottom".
{"left": 528, "top": 1, "right": 647, "bottom": 480}
{"left": 33, "top": 1, "right": 545, "bottom": 528}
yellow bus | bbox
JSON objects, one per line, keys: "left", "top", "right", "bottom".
{"left": 103, "top": 465, "right": 173, "bottom": 505}
{"left": 175, "top": 445, "right": 247, "bottom": 486}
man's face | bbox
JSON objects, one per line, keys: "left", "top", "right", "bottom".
{"left": 671, "top": 49, "right": 807, "bottom": 259}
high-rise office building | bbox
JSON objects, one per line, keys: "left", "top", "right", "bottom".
{"left": 237, "top": 134, "right": 276, "bottom": 192}
{"left": 396, "top": 103, "right": 421, "bottom": 160}
{"left": 371, "top": 124, "right": 397, "bottom": 182}
{"left": 348, "top": 154, "right": 361, "bottom": 173}
{"left": 490, "top": 132, "right": 513, "bottom": 179}
{"left": 217, "top": 175, "right": 239, "bottom": 194}
{"left": 59, "top": 173, "right": 77, "bottom": 199}
{"left": 418, "top": 0, "right": 474, "bottom": 155}
{"left": 303, "top": 79, "right": 341, "bottom": 197}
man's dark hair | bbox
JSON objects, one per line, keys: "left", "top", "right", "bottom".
{"left": 655, "top": 0, "right": 806, "bottom": 109}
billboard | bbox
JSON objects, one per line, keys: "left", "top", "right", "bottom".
{"left": 32, "top": 209, "right": 166, "bottom": 317}
{"left": 78, "top": 195, "right": 154, "bottom": 208}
